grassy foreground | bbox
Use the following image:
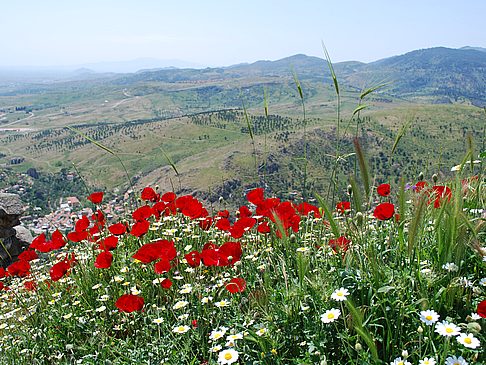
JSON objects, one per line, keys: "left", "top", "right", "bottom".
{"left": 0, "top": 159, "right": 485, "bottom": 364}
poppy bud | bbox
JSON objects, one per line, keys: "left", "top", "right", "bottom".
{"left": 417, "top": 326, "right": 423, "bottom": 334}
{"left": 418, "top": 172, "right": 424, "bottom": 181}
{"left": 289, "top": 234, "right": 296, "bottom": 243}
{"left": 432, "top": 174, "right": 438, "bottom": 183}
{"left": 155, "top": 185, "right": 159, "bottom": 191}
{"left": 355, "top": 212, "right": 364, "bottom": 226}
{"left": 219, "top": 196, "right": 224, "bottom": 203}
{"left": 466, "top": 322, "right": 481, "bottom": 334}
{"left": 355, "top": 343, "right": 362, "bottom": 351}
{"left": 347, "top": 184, "right": 353, "bottom": 195}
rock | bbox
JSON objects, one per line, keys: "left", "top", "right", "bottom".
{"left": 0, "top": 193, "right": 32, "bottom": 267}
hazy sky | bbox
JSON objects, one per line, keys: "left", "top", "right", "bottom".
{"left": 2, "top": 0, "right": 486, "bottom": 67}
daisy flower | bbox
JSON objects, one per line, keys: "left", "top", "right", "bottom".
{"left": 456, "top": 333, "right": 480, "bottom": 349}
{"left": 320, "top": 308, "right": 341, "bottom": 323}
{"left": 390, "top": 357, "right": 411, "bottom": 365}
{"left": 226, "top": 333, "right": 243, "bottom": 341}
{"left": 419, "top": 310, "right": 440, "bottom": 325}
{"left": 210, "top": 330, "right": 226, "bottom": 341}
{"left": 172, "top": 300, "right": 189, "bottom": 310}
{"left": 218, "top": 349, "right": 239, "bottom": 364}
{"left": 445, "top": 355, "right": 468, "bottom": 365}
{"left": 172, "top": 325, "right": 190, "bottom": 334}
{"left": 255, "top": 328, "right": 267, "bottom": 336}
{"left": 152, "top": 317, "right": 163, "bottom": 324}
{"left": 215, "top": 300, "right": 230, "bottom": 308}
{"left": 331, "top": 288, "right": 349, "bottom": 301}
{"left": 419, "top": 358, "right": 436, "bottom": 365}
{"left": 435, "top": 321, "right": 461, "bottom": 337}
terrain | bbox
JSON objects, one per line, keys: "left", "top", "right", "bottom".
{"left": 0, "top": 46, "right": 485, "bottom": 212}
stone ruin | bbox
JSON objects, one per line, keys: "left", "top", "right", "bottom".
{"left": 0, "top": 193, "right": 33, "bottom": 267}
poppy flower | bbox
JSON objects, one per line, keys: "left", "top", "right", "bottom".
{"left": 24, "top": 280, "right": 37, "bottom": 291}
{"left": 247, "top": 188, "right": 265, "bottom": 206}
{"left": 108, "top": 222, "right": 127, "bottom": 236}
{"left": 99, "top": 235, "right": 118, "bottom": 251}
{"left": 238, "top": 205, "right": 253, "bottom": 218}
{"left": 75, "top": 215, "right": 90, "bottom": 232}
{"left": 296, "top": 202, "right": 322, "bottom": 218}
{"left": 87, "top": 191, "right": 104, "bottom": 204}
{"left": 67, "top": 230, "right": 88, "bottom": 243}
{"left": 329, "top": 236, "right": 351, "bottom": 253}
{"left": 161, "top": 191, "right": 176, "bottom": 202}
{"left": 218, "top": 241, "right": 242, "bottom": 266}
{"left": 185, "top": 251, "right": 201, "bottom": 267}
{"left": 141, "top": 187, "right": 158, "bottom": 201}
{"left": 477, "top": 300, "right": 486, "bottom": 318}
{"left": 225, "top": 278, "right": 246, "bottom": 294}
{"left": 94, "top": 251, "right": 113, "bottom": 269}
{"left": 373, "top": 202, "right": 395, "bottom": 220}
{"left": 154, "top": 258, "right": 171, "bottom": 274}
{"left": 0, "top": 267, "right": 5, "bottom": 278}
{"left": 7, "top": 260, "right": 31, "bottom": 277}
{"left": 257, "top": 221, "right": 271, "bottom": 234}
{"left": 198, "top": 217, "right": 213, "bottom": 231}
{"left": 161, "top": 278, "right": 172, "bottom": 289}
{"left": 336, "top": 201, "right": 351, "bottom": 214}
{"left": 132, "top": 205, "right": 153, "bottom": 221}
{"left": 130, "top": 220, "right": 150, "bottom": 237}
{"left": 414, "top": 181, "right": 428, "bottom": 192}
{"left": 132, "top": 240, "right": 176, "bottom": 263}
{"left": 215, "top": 218, "right": 231, "bottom": 231}
{"left": 115, "top": 294, "right": 144, "bottom": 313}
{"left": 217, "top": 210, "right": 230, "bottom": 219}
{"left": 377, "top": 183, "right": 391, "bottom": 197}
{"left": 50, "top": 261, "right": 70, "bottom": 281}
{"left": 17, "top": 250, "right": 38, "bottom": 262}
{"left": 201, "top": 247, "right": 219, "bottom": 267}
{"left": 430, "top": 185, "right": 452, "bottom": 208}
{"left": 0, "top": 282, "right": 4, "bottom": 290}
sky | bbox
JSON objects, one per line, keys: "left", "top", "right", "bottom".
{"left": 2, "top": 0, "right": 486, "bottom": 68}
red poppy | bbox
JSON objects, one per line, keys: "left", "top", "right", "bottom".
{"left": 115, "top": 294, "right": 144, "bottom": 313}
{"left": 87, "top": 191, "right": 104, "bottom": 204}
{"left": 247, "top": 188, "right": 265, "bottom": 206}
{"left": 296, "top": 202, "right": 321, "bottom": 218}
{"left": 377, "top": 183, "right": 391, "bottom": 197}
{"left": 430, "top": 185, "right": 452, "bottom": 208}
{"left": 0, "top": 267, "right": 5, "bottom": 278}
{"left": 192, "top": 319, "right": 198, "bottom": 328}
{"left": 132, "top": 240, "right": 176, "bottom": 263}
{"left": 161, "top": 191, "right": 176, "bottom": 202}
{"left": 230, "top": 217, "right": 257, "bottom": 238}
{"left": 67, "top": 230, "right": 88, "bottom": 243}
{"left": 198, "top": 217, "right": 213, "bottom": 231}
{"left": 477, "top": 300, "right": 486, "bottom": 318}
{"left": 215, "top": 218, "right": 231, "bottom": 231}
{"left": 257, "top": 221, "right": 271, "bottom": 234}
{"left": 75, "top": 215, "right": 90, "bottom": 232}
{"left": 132, "top": 205, "right": 153, "bottom": 221}
{"left": 225, "top": 278, "right": 246, "bottom": 294}
{"left": 50, "top": 261, "right": 70, "bottom": 281}
{"left": 24, "top": 280, "right": 37, "bottom": 291}
{"left": 109, "top": 222, "right": 127, "bottom": 236}
{"left": 200, "top": 247, "right": 219, "bottom": 267}
{"left": 160, "top": 278, "right": 172, "bottom": 289}
{"left": 373, "top": 202, "right": 395, "bottom": 220}
{"left": 154, "top": 258, "right": 171, "bottom": 274}
{"left": 217, "top": 210, "right": 230, "bottom": 219}
{"left": 218, "top": 241, "right": 242, "bottom": 266}
{"left": 99, "top": 235, "right": 118, "bottom": 251}
{"left": 0, "top": 282, "right": 4, "bottom": 290}
{"left": 414, "top": 181, "right": 428, "bottom": 192}
{"left": 94, "top": 251, "right": 113, "bottom": 269}
{"left": 130, "top": 220, "right": 150, "bottom": 237}
{"left": 141, "top": 187, "right": 158, "bottom": 201}
{"left": 17, "top": 250, "right": 38, "bottom": 262}
{"left": 329, "top": 236, "right": 351, "bottom": 253}
{"left": 185, "top": 251, "right": 201, "bottom": 267}
{"left": 7, "top": 260, "right": 31, "bottom": 277}
{"left": 336, "top": 201, "right": 351, "bottom": 214}
{"left": 238, "top": 205, "right": 253, "bottom": 218}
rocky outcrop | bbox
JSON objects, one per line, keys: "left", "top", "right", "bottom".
{"left": 0, "top": 193, "right": 33, "bottom": 267}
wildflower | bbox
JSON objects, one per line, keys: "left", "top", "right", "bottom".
{"left": 211, "top": 345, "right": 222, "bottom": 353}
{"left": 377, "top": 183, "right": 391, "bottom": 197}
{"left": 390, "top": 357, "right": 411, "bottom": 365}
{"left": 210, "top": 330, "right": 226, "bottom": 341}
{"left": 442, "top": 262, "right": 459, "bottom": 272}
{"left": 256, "top": 328, "right": 267, "bottom": 336}
{"left": 172, "top": 325, "right": 190, "bottom": 334}
{"left": 445, "top": 356, "right": 468, "bottom": 365}
{"left": 172, "top": 301, "right": 189, "bottom": 310}
{"left": 215, "top": 300, "right": 230, "bottom": 308}
{"left": 419, "top": 357, "right": 436, "bottom": 365}
{"left": 479, "top": 278, "right": 486, "bottom": 286}
{"left": 62, "top": 313, "right": 73, "bottom": 320}
{"left": 419, "top": 310, "right": 440, "bottom": 325}
{"left": 95, "top": 305, "right": 106, "bottom": 312}
{"left": 373, "top": 202, "right": 395, "bottom": 220}
{"left": 456, "top": 333, "right": 480, "bottom": 349}
{"left": 296, "top": 247, "right": 309, "bottom": 253}
{"left": 226, "top": 333, "right": 243, "bottom": 341}
{"left": 435, "top": 321, "right": 461, "bottom": 337}
{"left": 321, "top": 308, "right": 341, "bottom": 323}
{"left": 114, "top": 294, "right": 144, "bottom": 313}
{"left": 218, "top": 349, "right": 239, "bottom": 364}
{"left": 87, "top": 192, "right": 103, "bottom": 204}
{"left": 225, "top": 278, "right": 246, "bottom": 294}
{"left": 153, "top": 318, "right": 163, "bottom": 324}
{"left": 201, "top": 296, "right": 213, "bottom": 304}
{"left": 331, "top": 288, "right": 349, "bottom": 301}
{"left": 92, "top": 283, "right": 102, "bottom": 290}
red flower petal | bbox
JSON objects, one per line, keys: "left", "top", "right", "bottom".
{"left": 87, "top": 191, "right": 104, "bottom": 204}
{"left": 477, "top": 300, "right": 486, "bottom": 318}
{"left": 373, "top": 202, "right": 395, "bottom": 220}
{"left": 185, "top": 251, "right": 201, "bottom": 267}
{"left": 141, "top": 187, "right": 158, "bottom": 201}
{"left": 161, "top": 278, "right": 172, "bottom": 289}
{"left": 336, "top": 201, "right": 351, "bottom": 214}
{"left": 225, "top": 278, "right": 246, "bottom": 294}
{"left": 17, "top": 250, "right": 38, "bottom": 262}
{"left": 247, "top": 188, "right": 265, "bottom": 206}
{"left": 115, "top": 294, "right": 144, "bottom": 313}
{"left": 7, "top": 260, "right": 31, "bottom": 277}
{"left": 377, "top": 183, "right": 391, "bottom": 197}
{"left": 94, "top": 251, "right": 113, "bottom": 269}
{"left": 108, "top": 222, "right": 127, "bottom": 235}
{"left": 49, "top": 261, "right": 70, "bottom": 281}
{"left": 154, "top": 258, "right": 171, "bottom": 274}
{"left": 130, "top": 220, "right": 150, "bottom": 237}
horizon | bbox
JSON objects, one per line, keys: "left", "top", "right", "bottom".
{"left": 2, "top": 0, "right": 486, "bottom": 72}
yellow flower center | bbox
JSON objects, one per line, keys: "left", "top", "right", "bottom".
{"left": 464, "top": 337, "right": 472, "bottom": 344}
{"left": 224, "top": 353, "right": 233, "bottom": 360}
{"left": 446, "top": 327, "right": 453, "bottom": 333}
{"left": 425, "top": 315, "right": 432, "bottom": 321}
{"left": 328, "top": 313, "right": 335, "bottom": 319}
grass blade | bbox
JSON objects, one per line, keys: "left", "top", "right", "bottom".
{"left": 353, "top": 138, "right": 371, "bottom": 199}
{"left": 315, "top": 192, "right": 340, "bottom": 237}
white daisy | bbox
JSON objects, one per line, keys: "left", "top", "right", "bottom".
{"left": 215, "top": 300, "right": 230, "bottom": 308}
{"left": 445, "top": 355, "right": 468, "bottom": 365}
{"left": 419, "top": 310, "right": 440, "bottom": 325}
{"left": 390, "top": 357, "right": 411, "bottom": 365}
{"left": 320, "top": 308, "right": 341, "bottom": 323}
{"left": 172, "top": 300, "right": 189, "bottom": 310}
{"left": 172, "top": 325, "right": 190, "bottom": 334}
{"left": 456, "top": 333, "right": 480, "bottom": 349}
{"left": 331, "top": 288, "right": 349, "bottom": 301}
{"left": 218, "top": 349, "right": 239, "bottom": 364}
{"left": 419, "top": 357, "right": 436, "bottom": 365}
{"left": 435, "top": 321, "right": 461, "bottom": 337}
{"left": 153, "top": 317, "right": 163, "bottom": 324}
